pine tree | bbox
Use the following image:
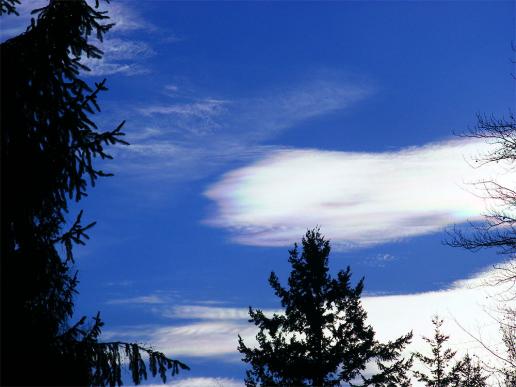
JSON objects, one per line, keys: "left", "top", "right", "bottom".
{"left": 0, "top": 1, "right": 188, "bottom": 385}
{"left": 413, "top": 316, "right": 459, "bottom": 387}
{"left": 450, "top": 354, "right": 488, "bottom": 387}
{"left": 238, "top": 229, "right": 413, "bottom": 387}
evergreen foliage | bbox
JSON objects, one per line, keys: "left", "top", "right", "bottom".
{"left": 450, "top": 354, "right": 488, "bottom": 387}
{"left": 0, "top": 0, "right": 188, "bottom": 385}
{"left": 238, "top": 229, "right": 413, "bottom": 387}
{"left": 0, "top": 0, "right": 19, "bottom": 15}
{"left": 413, "top": 317, "right": 460, "bottom": 387}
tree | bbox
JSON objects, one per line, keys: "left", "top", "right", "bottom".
{"left": 445, "top": 73, "right": 516, "bottom": 382}
{"left": 447, "top": 112, "right": 516, "bottom": 264}
{"left": 237, "top": 229, "right": 413, "bottom": 387}
{"left": 496, "top": 321, "right": 516, "bottom": 386}
{"left": 413, "top": 316, "right": 457, "bottom": 387}
{"left": 450, "top": 354, "right": 488, "bottom": 387}
{"left": 412, "top": 316, "right": 488, "bottom": 387}
{"left": 0, "top": 1, "right": 188, "bottom": 385}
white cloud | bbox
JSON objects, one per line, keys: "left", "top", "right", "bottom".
{"left": 81, "top": 60, "right": 148, "bottom": 76}
{"left": 147, "top": 377, "right": 243, "bottom": 387}
{"left": 162, "top": 305, "right": 282, "bottom": 320}
{"left": 165, "top": 85, "right": 180, "bottom": 92}
{"left": 99, "top": 38, "right": 155, "bottom": 61}
{"left": 106, "top": 321, "right": 256, "bottom": 358}
{"left": 107, "top": 2, "right": 151, "bottom": 33}
{"left": 111, "top": 141, "right": 281, "bottom": 181}
{"left": 364, "top": 253, "right": 397, "bottom": 268}
{"left": 106, "top": 295, "right": 167, "bottom": 305}
{"left": 204, "top": 138, "right": 511, "bottom": 248}
{"left": 115, "top": 77, "right": 371, "bottom": 182}
{"left": 81, "top": 37, "right": 154, "bottom": 76}
{"left": 139, "top": 100, "right": 227, "bottom": 118}
{"left": 0, "top": 1, "right": 156, "bottom": 77}
{"left": 104, "top": 265, "right": 514, "bottom": 384}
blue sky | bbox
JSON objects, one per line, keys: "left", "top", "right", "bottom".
{"left": 2, "top": 1, "right": 515, "bottom": 385}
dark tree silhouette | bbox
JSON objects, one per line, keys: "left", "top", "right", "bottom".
{"left": 450, "top": 354, "right": 488, "bottom": 387}
{"left": 445, "top": 82, "right": 516, "bottom": 382}
{"left": 497, "top": 322, "right": 516, "bottom": 386}
{"left": 0, "top": 0, "right": 188, "bottom": 385}
{"left": 448, "top": 112, "right": 516, "bottom": 261}
{"left": 238, "top": 229, "right": 413, "bottom": 387}
{"left": 0, "top": 0, "right": 19, "bottom": 15}
{"left": 413, "top": 316, "right": 463, "bottom": 387}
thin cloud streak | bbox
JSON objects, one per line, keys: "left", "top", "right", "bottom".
{"left": 0, "top": 1, "right": 158, "bottom": 76}
{"left": 105, "top": 295, "right": 167, "bottom": 305}
{"left": 115, "top": 78, "right": 371, "bottom": 182}
{"left": 105, "top": 321, "right": 256, "bottom": 359}
{"left": 162, "top": 305, "right": 282, "bottom": 320}
{"left": 81, "top": 37, "right": 155, "bottom": 76}
{"left": 204, "top": 138, "right": 510, "bottom": 248}
{"left": 147, "top": 377, "right": 243, "bottom": 387}
{"left": 103, "top": 265, "right": 514, "bottom": 381}
{"left": 81, "top": 4, "right": 158, "bottom": 77}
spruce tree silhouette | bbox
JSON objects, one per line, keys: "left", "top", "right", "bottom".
{"left": 238, "top": 229, "right": 413, "bottom": 387}
{"left": 413, "top": 316, "right": 463, "bottom": 387}
{"left": 450, "top": 354, "right": 488, "bottom": 387}
{"left": 0, "top": 1, "right": 188, "bottom": 385}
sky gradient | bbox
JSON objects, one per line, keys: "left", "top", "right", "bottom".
{"left": 2, "top": 1, "right": 515, "bottom": 385}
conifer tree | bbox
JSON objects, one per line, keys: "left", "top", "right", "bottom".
{"left": 413, "top": 316, "right": 459, "bottom": 387}
{"left": 0, "top": 1, "right": 188, "bottom": 385}
{"left": 238, "top": 229, "right": 413, "bottom": 387}
{"left": 450, "top": 354, "right": 488, "bottom": 387}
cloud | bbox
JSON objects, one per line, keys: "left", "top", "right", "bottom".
{"left": 139, "top": 99, "right": 228, "bottom": 117}
{"left": 106, "top": 2, "right": 152, "bottom": 33}
{"left": 147, "top": 377, "right": 243, "bottom": 387}
{"left": 137, "top": 79, "right": 370, "bottom": 141}
{"left": 105, "top": 295, "right": 167, "bottom": 305}
{"left": 103, "top": 265, "right": 514, "bottom": 385}
{"left": 110, "top": 141, "right": 280, "bottom": 182}
{"left": 81, "top": 36, "right": 155, "bottom": 76}
{"left": 161, "top": 305, "right": 282, "bottom": 320}
{"left": 105, "top": 321, "right": 256, "bottom": 358}
{"left": 0, "top": 1, "right": 156, "bottom": 77}
{"left": 115, "top": 77, "right": 371, "bottom": 182}
{"left": 204, "top": 138, "right": 511, "bottom": 248}
{"left": 364, "top": 253, "right": 397, "bottom": 268}
{"left": 82, "top": 2, "right": 168, "bottom": 77}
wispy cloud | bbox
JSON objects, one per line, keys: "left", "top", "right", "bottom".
{"left": 139, "top": 99, "right": 228, "bottom": 117}
{"left": 106, "top": 2, "right": 153, "bottom": 33}
{"left": 81, "top": 37, "right": 155, "bottom": 76}
{"left": 81, "top": 3, "right": 158, "bottom": 77}
{"left": 204, "top": 138, "right": 510, "bottom": 248}
{"left": 0, "top": 1, "right": 158, "bottom": 76}
{"left": 161, "top": 305, "right": 282, "bottom": 320}
{"left": 137, "top": 78, "right": 370, "bottom": 141}
{"left": 106, "top": 295, "right": 167, "bottom": 305}
{"left": 365, "top": 253, "right": 397, "bottom": 268}
{"left": 103, "top": 265, "right": 514, "bottom": 380}
{"left": 115, "top": 77, "right": 371, "bottom": 181}
{"left": 105, "top": 321, "right": 256, "bottom": 358}
{"left": 148, "top": 377, "right": 243, "bottom": 387}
